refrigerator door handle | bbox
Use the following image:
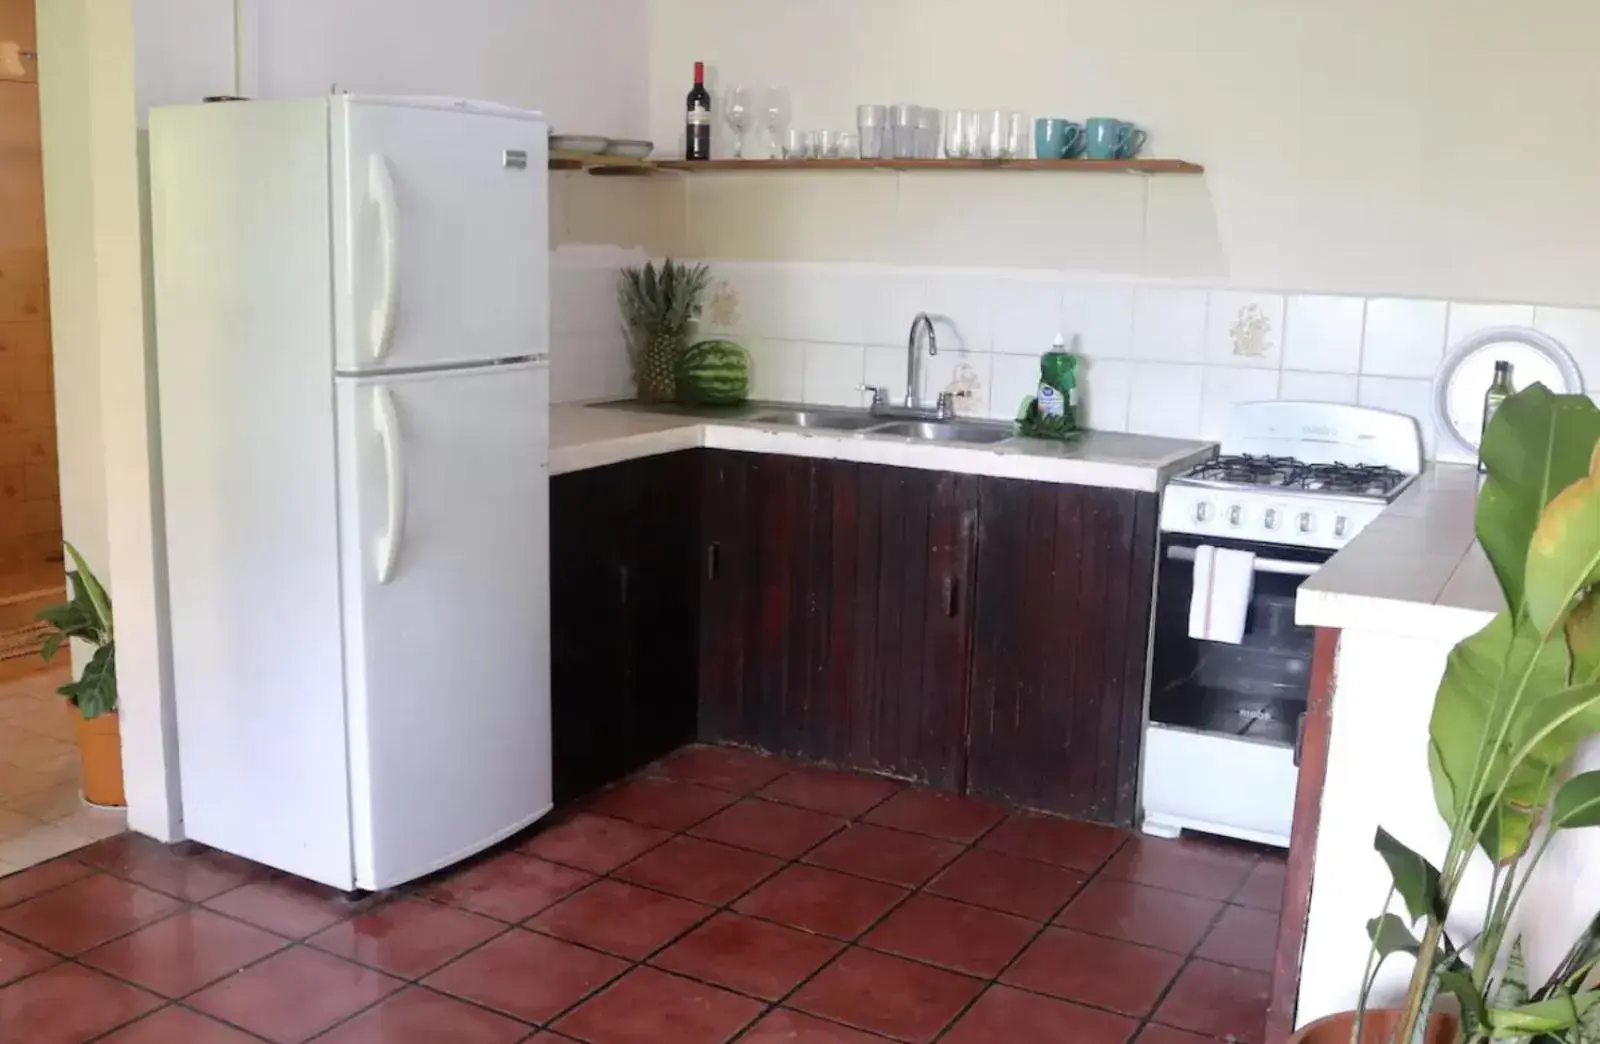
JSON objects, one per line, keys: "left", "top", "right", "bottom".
{"left": 373, "top": 385, "right": 406, "bottom": 584}
{"left": 368, "top": 154, "right": 400, "bottom": 362}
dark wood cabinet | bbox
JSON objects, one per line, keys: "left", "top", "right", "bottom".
{"left": 555, "top": 447, "right": 1158, "bottom": 824}
{"left": 550, "top": 451, "right": 699, "bottom": 804}
{"left": 965, "top": 477, "right": 1159, "bottom": 824}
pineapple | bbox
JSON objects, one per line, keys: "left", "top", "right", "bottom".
{"left": 618, "top": 259, "right": 712, "bottom": 402}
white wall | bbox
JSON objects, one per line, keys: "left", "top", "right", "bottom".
{"left": 648, "top": 0, "right": 1600, "bottom": 306}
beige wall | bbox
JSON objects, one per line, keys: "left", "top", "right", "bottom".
{"left": 648, "top": 0, "right": 1600, "bottom": 306}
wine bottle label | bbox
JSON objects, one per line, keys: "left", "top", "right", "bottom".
{"left": 688, "top": 106, "right": 711, "bottom": 126}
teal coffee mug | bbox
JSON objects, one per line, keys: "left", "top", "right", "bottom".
{"left": 1085, "top": 118, "right": 1145, "bottom": 160}
{"left": 1034, "top": 118, "right": 1083, "bottom": 159}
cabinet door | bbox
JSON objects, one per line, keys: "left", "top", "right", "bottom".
{"left": 623, "top": 452, "right": 701, "bottom": 769}
{"left": 549, "top": 465, "right": 632, "bottom": 804}
{"left": 966, "top": 479, "right": 1159, "bottom": 824}
{"left": 831, "top": 463, "right": 978, "bottom": 790}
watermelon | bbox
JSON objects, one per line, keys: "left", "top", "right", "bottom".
{"left": 675, "top": 339, "right": 750, "bottom": 405}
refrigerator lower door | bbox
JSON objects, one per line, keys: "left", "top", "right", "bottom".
{"left": 335, "top": 361, "right": 552, "bottom": 890}
{"left": 330, "top": 97, "right": 549, "bottom": 374}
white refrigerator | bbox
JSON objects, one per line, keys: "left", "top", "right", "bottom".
{"left": 150, "top": 96, "right": 552, "bottom": 891}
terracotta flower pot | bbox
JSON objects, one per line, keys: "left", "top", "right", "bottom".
{"left": 73, "top": 707, "right": 126, "bottom": 808}
{"left": 1291, "top": 1009, "right": 1459, "bottom": 1044}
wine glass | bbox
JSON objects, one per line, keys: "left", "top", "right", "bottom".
{"left": 762, "top": 88, "right": 791, "bottom": 159}
{"left": 724, "top": 85, "right": 750, "bottom": 159}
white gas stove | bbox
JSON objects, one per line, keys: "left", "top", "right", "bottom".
{"left": 1143, "top": 402, "right": 1423, "bottom": 847}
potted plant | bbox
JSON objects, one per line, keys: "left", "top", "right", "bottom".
{"left": 1304, "top": 384, "right": 1600, "bottom": 1043}
{"left": 618, "top": 258, "right": 711, "bottom": 402}
{"left": 35, "top": 542, "right": 124, "bottom": 808}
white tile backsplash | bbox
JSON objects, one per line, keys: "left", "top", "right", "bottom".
{"left": 1279, "top": 370, "right": 1360, "bottom": 404}
{"left": 1133, "top": 288, "right": 1208, "bottom": 363}
{"left": 1060, "top": 283, "right": 1135, "bottom": 359}
{"left": 1080, "top": 359, "right": 1133, "bottom": 431}
{"left": 1532, "top": 306, "right": 1600, "bottom": 390}
{"left": 1362, "top": 298, "right": 1448, "bottom": 378}
{"left": 746, "top": 337, "right": 806, "bottom": 401}
{"left": 802, "top": 343, "right": 867, "bottom": 407}
{"left": 1200, "top": 367, "right": 1281, "bottom": 440}
{"left": 1283, "top": 295, "right": 1365, "bottom": 374}
{"left": 681, "top": 259, "right": 1590, "bottom": 454}
{"left": 991, "top": 278, "right": 1064, "bottom": 356}
{"left": 1205, "top": 291, "right": 1284, "bottom": 370}
{"left": 1128, "top": 362, "right": 1205, "bottom": 438}
{"left": 1446, "top": 302, "right": 1536, "bottom": 346}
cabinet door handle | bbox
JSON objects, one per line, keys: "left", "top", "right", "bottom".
{"left": 707, "top": 542, "right": 720, "bottom": 580}
{"left": 618, "top": 564, "right": 630, "bottom": 604}
{"left": 943, "top": 576, "right": 958, "bottom": 618}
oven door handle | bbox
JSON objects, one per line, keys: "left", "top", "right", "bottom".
{"left": 1166, "top": 545, "right": 1321, "bottom": 577}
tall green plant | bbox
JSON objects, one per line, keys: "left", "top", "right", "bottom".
{"left": 1354, "top": 385, "right": 1600, "bottom": 1044}
{"left": 34, "top": 542, "right": 117, "bottom": 720}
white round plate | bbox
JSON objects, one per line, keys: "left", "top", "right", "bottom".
{"left": 1432, "top": 326, "right": 1582, "bottom": 456}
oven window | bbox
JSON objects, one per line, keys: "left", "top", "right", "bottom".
{"left": 1148, "top": 537, "right": 1320, "bottom": 746}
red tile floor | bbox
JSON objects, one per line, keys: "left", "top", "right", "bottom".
{"left": 0, "top": 745, "right": 1285, "bottom": 1043}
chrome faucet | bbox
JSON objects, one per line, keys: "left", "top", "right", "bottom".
{"left": 904, "top": 312, "right": 938, "bottom": 409}
{"left": 858, "top": 313, "right": 961, "bottom": 421}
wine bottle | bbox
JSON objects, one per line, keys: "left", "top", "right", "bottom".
{"left": 685, "top": 61, "right": 712, "bottom": 161}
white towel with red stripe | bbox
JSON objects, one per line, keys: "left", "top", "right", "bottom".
{"left": 1187, "top": 544, "right": 1255, "bottom": 644}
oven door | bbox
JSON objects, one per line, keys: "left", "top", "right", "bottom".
{"left": 1148, "top": 531, "right": 1328, "bottom": 750}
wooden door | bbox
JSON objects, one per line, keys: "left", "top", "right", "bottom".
{"left": 966, "top": 478, "right": 1159, "bottom": 824}
{"left": 0, "top": 0, "right": 58, "bottom": 587}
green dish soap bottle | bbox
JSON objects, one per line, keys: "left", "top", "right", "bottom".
{"left": 1017, "top": 334, "right": 1079, "bottom": 440}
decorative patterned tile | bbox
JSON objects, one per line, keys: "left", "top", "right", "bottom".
{"left": 1206, "top": 292, "right": 1284, "bottom": 369}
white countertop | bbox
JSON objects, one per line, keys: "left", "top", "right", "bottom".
{"left": 549, "top": 402, "right": 1216, "bottom": 493}
{"left": 1296, "top": 463, "right": 1502, "bottom": 640}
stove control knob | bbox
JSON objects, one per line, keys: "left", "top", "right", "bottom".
{"left": 1298, "top": 511, "right": 1315, "bottom": 534}
{"left": 1264, "top": 508, "right": 1281, "bottom": 530}
{"left": 1334, "top": 515, "right": 1350, "bottom": 539}
{"left": 1227, "top": 505, "right": 1244, "bottom": 527}
{"left": 1194, "top": 501, "right": 1213, "bottom": 523}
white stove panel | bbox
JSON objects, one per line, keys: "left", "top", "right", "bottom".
{"left": 1223, "top": 401, "right": 1423, "bottom": 474}
{"left": 1159, "top": 483, "right": 1388, "bottom": 550}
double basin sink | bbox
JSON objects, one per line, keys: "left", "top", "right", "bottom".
{"left": 738, "top": 408, "right": 1015, "bottom": 446}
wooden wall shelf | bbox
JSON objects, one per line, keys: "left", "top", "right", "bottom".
{"left": 549, "top": 152, "right": 1204, "bottom": 176}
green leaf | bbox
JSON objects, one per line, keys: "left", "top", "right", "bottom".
{"left": 64, "top": 542, "right": 112, "bottom": 638}
{"left": 1570, "top": 589, "right": 1600, "bottom": 687}
{"left": 1374, "top": 827, "right": 1442, "bottom": 922}
{"left": 1498, "top": 938, "right": 1532, "bottom": 1011}
{"left": 1368, "top": 913, "right": 1421, "bottom": 957}
{"left": 39, "top": 632, "right": 62, "bottom": 663}
{"left": 1553, "top": 772, "right": 1600, "bottom": 830}
{"left": 1487, "top": 989, "right": 1597, "bottom": 1034}
{"left": 1538, "top": 913, "right": 1600, "bottom": 1001}
{"left": 70, "top": 643, "right": 116, "bottom": 719}
{"left": 1438, "top": 968, "right": 1488, "bottom": 1036}
{"left": 1476, "top": 385, "right": 1600, "bottom": 614}
{"left": 35, "top": 602, "right": 96, "bottom": 640}
{"left": 1525, "top": 435, "right": 1600, "bottom": 635}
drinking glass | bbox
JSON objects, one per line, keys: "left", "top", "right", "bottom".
{"left": 724, "top": 84, "right": 750, "bottom": 159}
{"left": 944, "top": 110, "right": 969, "bottom": 159}
{"left": 782, "top": 129, "right": 812, "bottom": 159}
{"left": 916, "top": 107, "right": 941, "bottom": 158}
{"left": 891, "top": 104, "right": 919, "bottom": 159}
{"left": 836, "top": 129, "right": 859, "bottom": 158}
{"left": 1002, "top": 111, "right": 1030, "bottom": 158}
{"left": 980, "top": 110, "right": 1006, "bottom": 159}
{"left": 857, "top": 104, "right": 888, "bottom": 159}
{"left": 762, "top": 88, "right": 791, "bottom": 159}
{"left": 816, "top": 129, "right": 840, "bottom": 159}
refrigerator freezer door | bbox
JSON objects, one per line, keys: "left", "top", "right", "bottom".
{"left": 331, "top": 98, "right": 550, "bottom": 374}
{"left": 336, "top": 362, "right": 552, "bottom": 889}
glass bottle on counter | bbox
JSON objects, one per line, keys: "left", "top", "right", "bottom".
{"left": 1479, "top": 359, "right": 1513, "bottom": 475}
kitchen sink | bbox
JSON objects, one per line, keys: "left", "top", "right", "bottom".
{"left": 748, "top": 409, "right": 883, "bottom": 432}
{"left": 873, "top": 421, "right": 1014, "bottom": 445}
